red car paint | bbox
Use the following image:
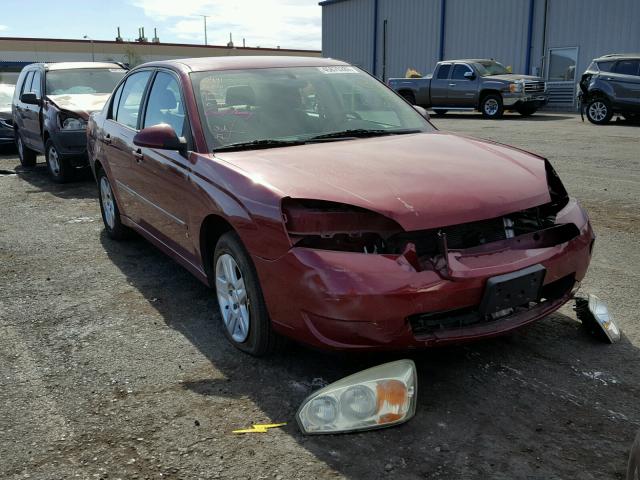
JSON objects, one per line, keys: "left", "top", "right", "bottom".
{"left": 88, "top": 56, "right": 594, "bottom": 351}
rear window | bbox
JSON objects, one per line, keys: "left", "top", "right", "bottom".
{"left": 45, "top": 68, "right": 126, "bottom": 95}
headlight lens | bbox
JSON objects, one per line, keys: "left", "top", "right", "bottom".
{"left": 296, "top": 360, "right": 417, "bottom": 434}
{"left": 509, "top": 81, "right": 524, "bottom": 93}
{"left": 62, "top": 117, "right": 87, "bottom": 130}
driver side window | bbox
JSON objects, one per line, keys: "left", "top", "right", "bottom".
{"left": 113, "top": 71, "right": 152, "bottom": 129}
{"left": 143, "top": 72, "right": 186, "bottom": 137}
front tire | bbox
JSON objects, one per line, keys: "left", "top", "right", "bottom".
{"left": 16, "top": 132, "right": 37, "bottom": 168}
{"left": 45, "top": 140, "right": 72, "bottom": 183}
{"left": 214, "top": 231, "right": 282, "bottom": 356}
{"left": 97, "top": 168, "right": 130, "bottom": 240}
{"left": 480, "top": 94, "right": 504, "bottom": 119}
{"left": 586, "top": 98, "right": 613, "bottom": 125}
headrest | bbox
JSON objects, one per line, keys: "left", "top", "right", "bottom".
{"left": 226, "top": 85, "right": 256, "bottom": 106}
{"left": 157, "top": 89, "right": 177, "bottom": 110}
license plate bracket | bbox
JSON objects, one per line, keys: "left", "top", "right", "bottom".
{"left": 479, "top": 264, "right": 546, "bottom": 317}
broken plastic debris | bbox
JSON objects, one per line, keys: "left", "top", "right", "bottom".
{"left": 232, "top": 423, "right": 287, "bottom": 434}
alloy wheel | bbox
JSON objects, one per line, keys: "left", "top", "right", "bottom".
{"left": 588, "top": 102, "right": 608, "bottom": 122}
{"left": 215, "top": 253, "right": 250, "bottom": 343}
{"left": 100, "top": 176, "right": 116, "bottom": 229}
{"left": 48, "top": 146, "right": 61, "bottom": 175}
{"left": 484, "top": 98, "right": 499, "bottom": 116}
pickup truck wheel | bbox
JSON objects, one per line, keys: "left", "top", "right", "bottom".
{"left": 432, "top": 109, "right": 448, "bottom": 116}
{"left": 516, "top": 105, "right": 538, "bottom": 116}
{"left": 97, "top": 168, "right": 130, "bottom": 241}
{"left": 16, "top": 133, "right": 37, "bottom": 168}
{"left": 399, "top": 91, "right": 416, "bottom": 105}
{"left": 586, "top": 98, "right": 613, "bottom": 125}
{"left": 481, "top": 94, "right": 504, "bottom": 119}
{"left": 45, "top": 140, "right": 73, "bottom": 183}
{"left": 214, "top": 231, "right": 284, "bottom": 356}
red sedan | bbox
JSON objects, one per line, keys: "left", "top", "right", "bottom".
{"left": 87, "top": 56, "right": 594, "bottom": 355}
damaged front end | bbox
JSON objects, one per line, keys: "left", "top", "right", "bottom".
{"left": 267, "top": 160, "right": 594, "bottom": 349}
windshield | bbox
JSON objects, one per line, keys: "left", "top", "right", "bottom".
{"left": 46, "top": 68, "right": 126, "bottom": 95}
{"left": 473, "top": 61, "right": 510, "bottom": 76}
{"left": 0, "top": 83, "right": 14, "bottom": 107}
{"left": 190, "top": 66, "right": 433, "bottom": 151}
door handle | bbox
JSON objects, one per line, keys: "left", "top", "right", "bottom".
{"left": 449, "top": 83, "right": 456, "bottom": 86}
{"left": 605, "top": 77, "right": 614, "bottom": 81}
{"left": 132, "top": 148, "right": 144, "bottom": 162}
{"left": 103, "top": 134, "right": 111, "bottom": 145}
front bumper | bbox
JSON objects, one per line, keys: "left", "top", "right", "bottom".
{"left": 254, "top": 199, "right": 594, "bottom": 351}
{"left": 503, "top": 93, "right": 549, "bottom": 108}
{"left": 53, "top": 130, "right": 89, "bottom": 167}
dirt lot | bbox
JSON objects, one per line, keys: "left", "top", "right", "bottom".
{"left": 1, "top": 112, "right": 639, "bottom": 480}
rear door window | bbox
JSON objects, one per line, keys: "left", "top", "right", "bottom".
{"left": 436, "top": 64, "right": 452, "bottom": 79}
{"left": 613, "top": 60, "right": 640, "bottom": 76}
{"left": 597, "top": 61, "right": 615, "bottom": 73}
{"left": 114, "top": 71, "right": 152, "bottom": 129}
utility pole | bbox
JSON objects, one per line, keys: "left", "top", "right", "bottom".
{"left": 83, "top": 35, "right": 95, "bottom": 61}
{"left": 195, "top": 14, "right": 210, "bottom": 45}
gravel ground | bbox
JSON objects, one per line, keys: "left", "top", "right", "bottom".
{"left": 1, "top": 112, "right": 639, "bottom": 480}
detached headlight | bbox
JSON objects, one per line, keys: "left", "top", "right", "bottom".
{"left": 62, "top": 117, "right": 87, "bottom": 130}
{"left": 296, "top": 360, "right": 417, "bottom": 434}
{"left": 509, "top": 81, "right": 524, "bottom": 93}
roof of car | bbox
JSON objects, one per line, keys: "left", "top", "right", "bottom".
{"left": 135, "top": 56, "right": 349, "bottom": 72}
{"left": 28, "top": 62, "right": 126, "bottom": 71}
{"left": 440, "top": 59, "right": 494, "bottom": 64}
{"left": 594, "top": 53, "right": 640, "bottom": 61}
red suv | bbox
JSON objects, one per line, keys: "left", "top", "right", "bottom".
{"left": 88, "top": 56, "right": 594, "bottom": 355}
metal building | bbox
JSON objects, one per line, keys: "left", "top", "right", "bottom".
{"left": 320, "top": 0, "right": 640, "bottom": 107}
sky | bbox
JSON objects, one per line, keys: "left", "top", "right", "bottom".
{"left": 0, "top": 0, "right": 322, "bottom": 50}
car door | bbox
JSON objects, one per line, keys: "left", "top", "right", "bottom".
{"left": 22, "top": 69, "right": 44, "bottom": 151}
{"left": 100, "top": 70, "right": 153, "bottom": 223}
{"left": 14, "top": 70, "right": 36, "bottom": 147}
{"left": 447, "top": 64, "right": 478, "bottom": 107}
{"left": 128, "top": 70, "right": 196, "bottom": 259}
{"left": 609, "top": 60, "right": 640, "bottom": 111}
{"left": 430, "top": 63, "right": 451, "bottom": 106}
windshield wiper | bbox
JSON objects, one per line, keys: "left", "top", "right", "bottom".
{"left": 214, "top": 139, "right": 306, "bottom": 152}
{"left": 306, "top": 129, "right": 421, "bottom": 141}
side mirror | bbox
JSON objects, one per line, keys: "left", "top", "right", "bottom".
{"left": 133, "top": 123, "right": 187, "bottom": 151}
{"left": 20, "top": 92, "right": 40, "bottom": 105}
{"left": 464, "top": 71, "right": 476, "bottom": 80}
{"left": 413, "top": 105, "right": 430, "bottom": 120}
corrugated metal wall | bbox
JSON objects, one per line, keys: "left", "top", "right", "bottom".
{"left": 544, "top": 0, "right": 640, "bottom": 77}
{"left": 321, "top": 0, "right": 375, "bottom": 71}
{"left": 321, "top": 0, "right": 640, "bottom": 103}
{"left": 443, "top": 0, "right": 530, "bottom": 73}
{"left": 375, "top": 0, "right": 441, "bottom": 80}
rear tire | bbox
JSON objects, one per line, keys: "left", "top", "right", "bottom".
{"left": 432, "top": 109, "right": 448, "bottom": 116}
{"left": 586, "top": 98, "right": 613, "bottom": 125}
{"left": 399, "top": 91, "right": 416, "bottom": 105}
{"left": 16, "top": 132, "right": 37, "bottom": 168}
{"left": 214, "top": 231, "right": 283, "bottom": 356}
{"left": 45, "top": 140, "right": 73, "bottom": 183}
{"left": 480, "top": 94, "right": 504, "bottom": 119}
{"left": 97, "top": 168, "right": 130, "bottom": 240}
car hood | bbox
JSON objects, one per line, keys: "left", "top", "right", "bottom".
{"left": 47, "top": 93, "right": 110, "bottom": 119}
{"left": 485, "top": 74, "right": 544, "bottom": 82}
{"left": 215, "top": 132, "right": 551, "bottom": 231}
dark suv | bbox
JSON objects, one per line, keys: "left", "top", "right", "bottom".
{"left": 578, "top": 53, "right": 640, "bottom": 125}
{"left": 12, "top": 62, "right": 127, "bottom": 181}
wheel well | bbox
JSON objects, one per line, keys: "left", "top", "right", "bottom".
{"left": 200, "top": 215, "right": 235, "bottom": 282}
{"left": 479, "top": 89, "right": 501, "bottom": 103}
{"left": 398, "top": 89, "right": 415, "bottom": 100}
